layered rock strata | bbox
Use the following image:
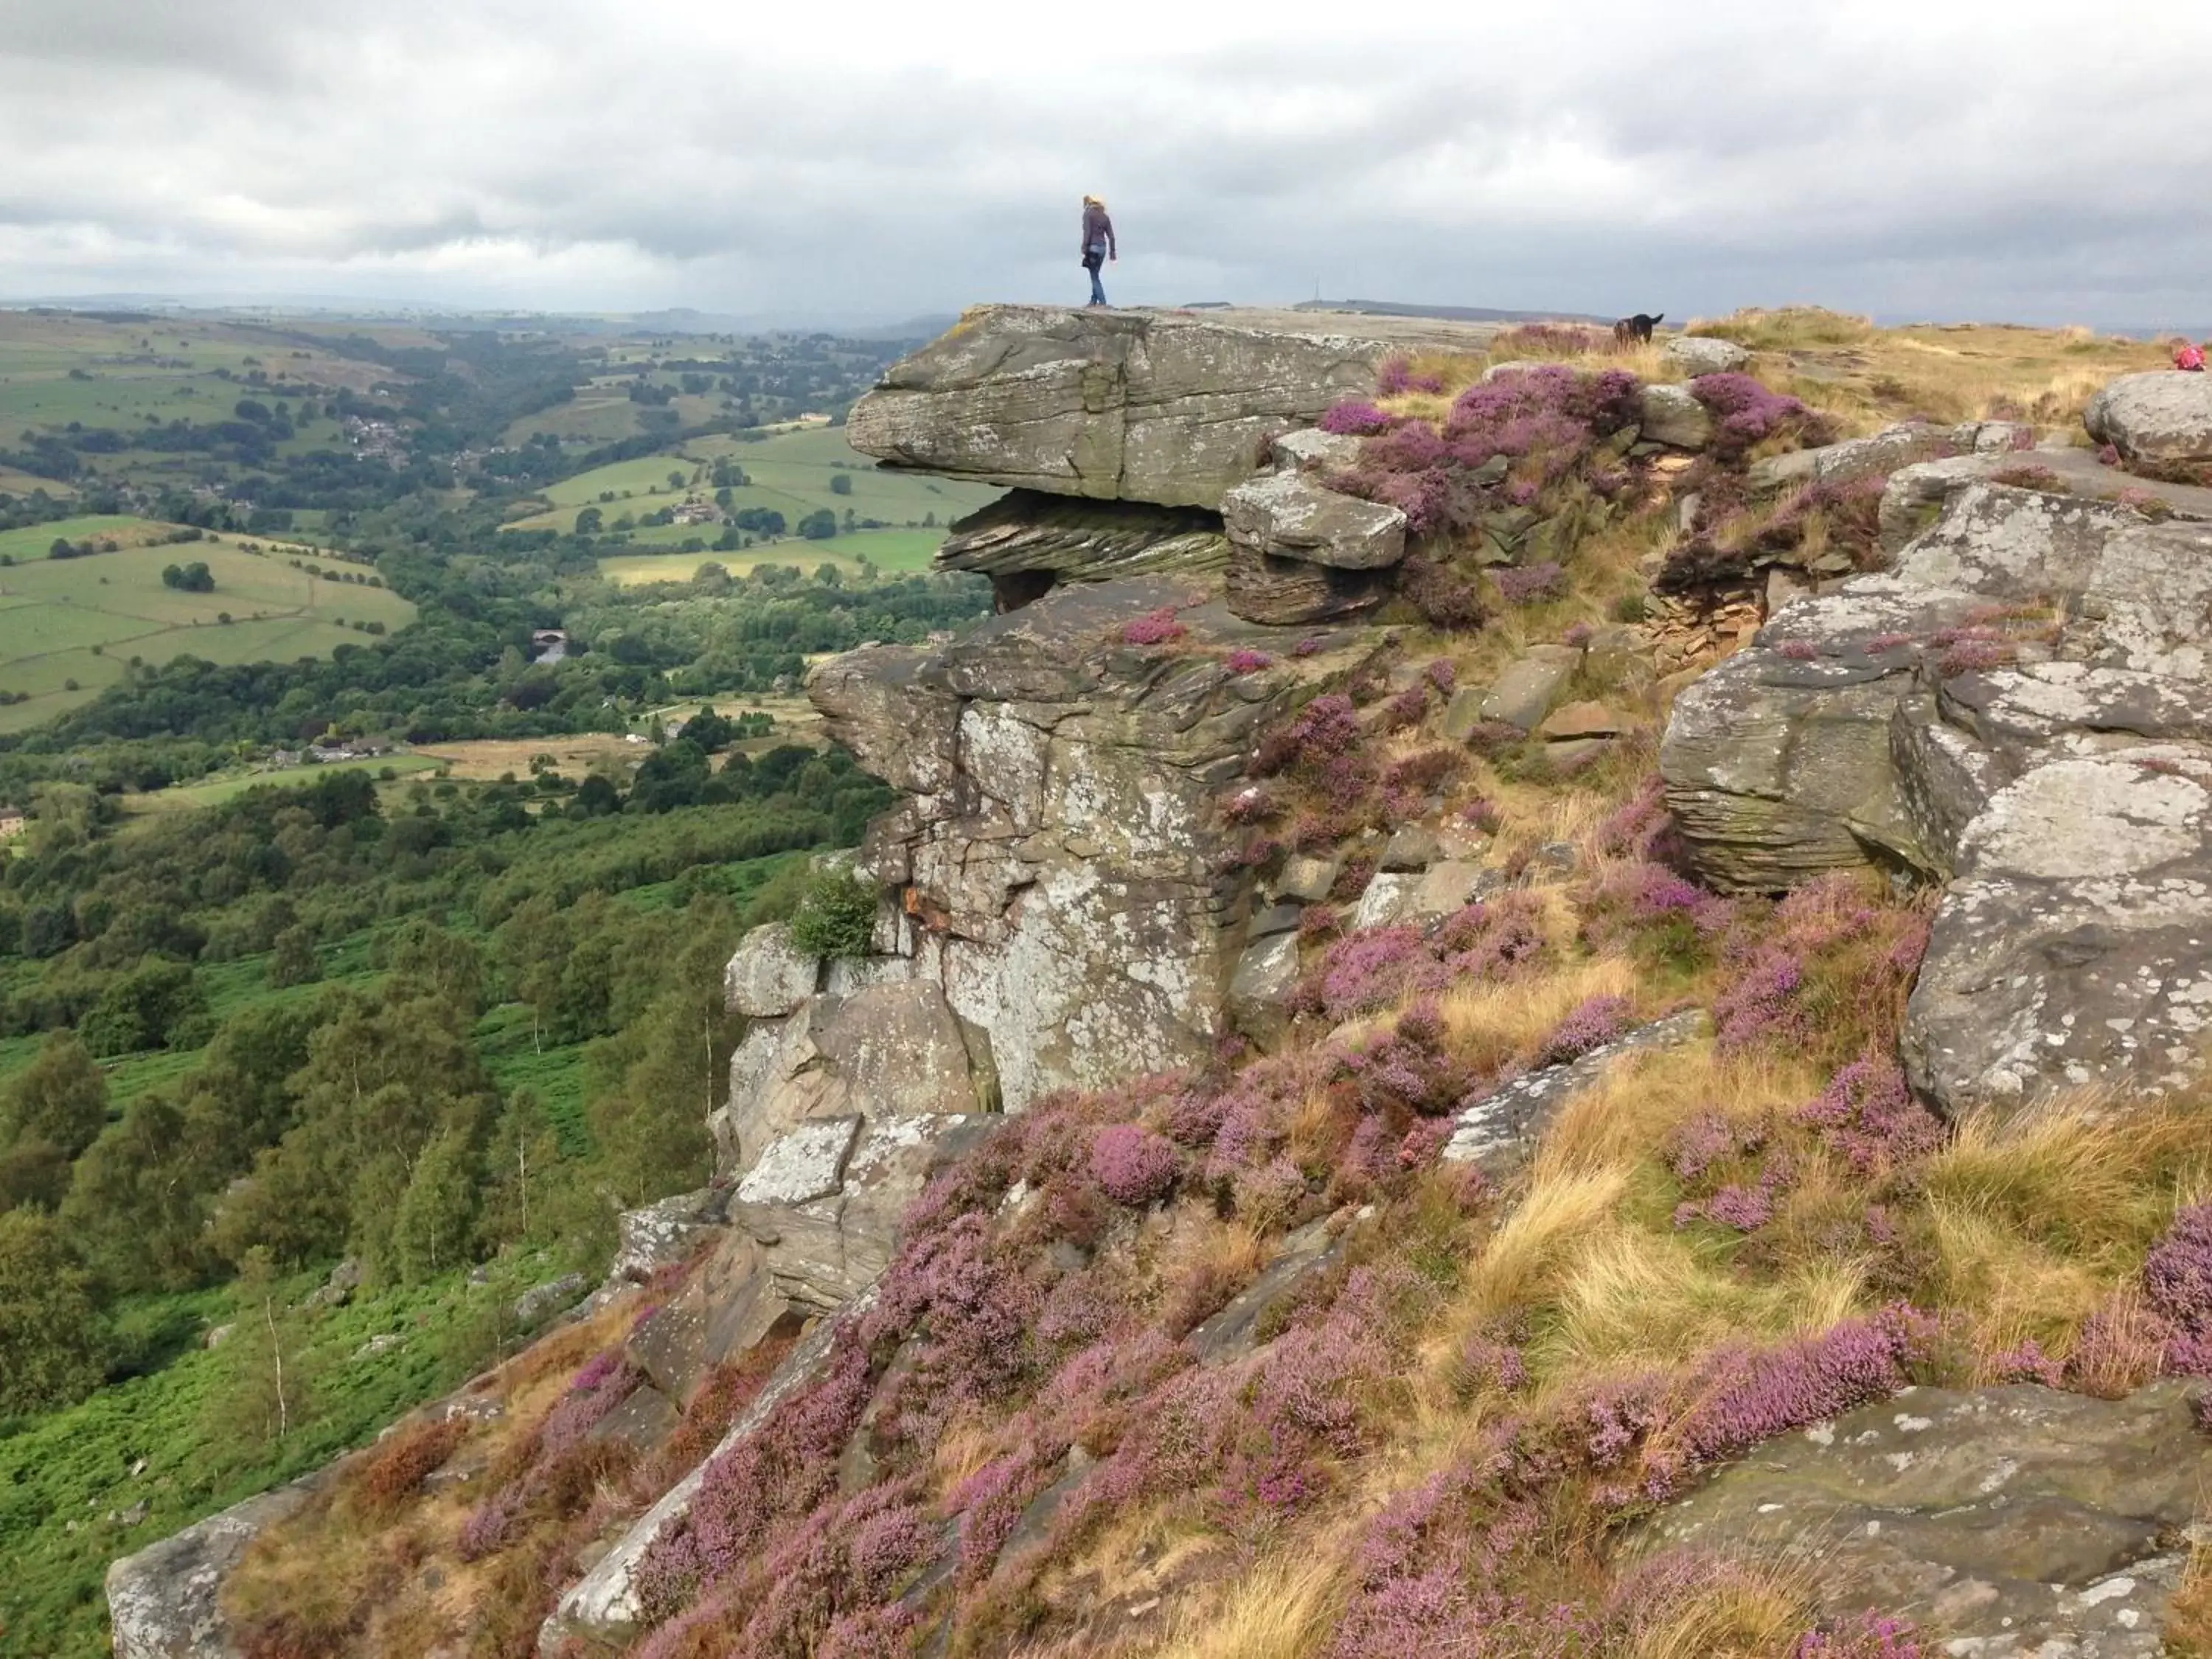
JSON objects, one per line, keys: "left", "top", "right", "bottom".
{"left": 1663, "top": 472, "right": 2212, "bottom": 1116}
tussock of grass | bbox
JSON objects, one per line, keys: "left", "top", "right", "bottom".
{"left": 1154, "top": 1549, "right": 1346, "bottom": 1659}
{"left": 1441, "top": 1165, "right": 1630, "bottom": 1357}
{"left": 1537, "top": 1046, "right": 1809, "bottom": 1180}
{"left": 1537, "top": 1228, "right": 1865, "bottom": 1384}
{"left": 1625, "top": 1557, "right": 1813, "bottom": 1659}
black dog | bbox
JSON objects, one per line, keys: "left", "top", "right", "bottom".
{"left": 1613, "top": 312, "right": 1664, "bottom": 346}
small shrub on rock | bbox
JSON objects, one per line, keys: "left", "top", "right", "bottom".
{"left": 789, "top": 867, "right": 878, "bottom": 959}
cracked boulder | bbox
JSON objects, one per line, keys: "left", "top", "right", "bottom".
{"left": 1661, "top": 458, "right": 2212, "bottom": 1118}
{"left": 808, "top": 573, "right": 1379, "bottom": 1108}
{"left": 1636, "top": 1382, "right": 2212, "bottom": 1659}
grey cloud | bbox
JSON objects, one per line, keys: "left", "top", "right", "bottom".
{"left": 1, "top": 0, "right": 2211, "bottom": 325}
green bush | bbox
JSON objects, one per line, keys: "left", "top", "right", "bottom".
{"left": 787, "top": 867, "right": 877, "bottom": 959}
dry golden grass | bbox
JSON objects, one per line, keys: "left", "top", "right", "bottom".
{"left": 1535, "top": 1045, "right": 1812, "bottom": 1180}
{"left": 1436, "top": 952, "right": 1639, "bottom": 1079}
{"left": 1446, "top": 1164, "right": 1630, "bottom": 1337}
{"left": 1537, "top": 1228, "right": 1865, "bottom": 1383}
{"left": 1625, "top": 1557, "right": 1813, "bottom": 1659}
{"left": 2164, "top": 1540, "right": 2212, "bottom": 1657}
{"left": 1152, "top": 1549, "right": 1346, "bottom": 1659}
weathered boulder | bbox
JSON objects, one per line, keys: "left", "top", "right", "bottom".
{"left": 1639, "top": 1382, "right": 2212, "bottom": 1658}
{"left": 1226, "top": 931, "right": 1300, "bottom": 1046}
{"left": 605, "top": 1189, "right": 725, "bottom": 1287}
{"left": 1220, "top": 470, "right": 1407, "bottom": 570}
{"left": 1636, "top": 383, "right": 1713, "bottom": 451}
{"left": 712, "top": 982, "right": 987, "bottom": 1172}
{"left": 1663, "top": 335, "right": 1751, "bottom": 376}
{"left": 1878, "top": 446, "right": 2212, "bottom": 557}
{"left": 513, "top": 1272, "right": 588, "bottom": 1328}
{"left": 808, "top": 574, "right": 1374, "bottom": 1110}
{"left": 1663, "top": 459, "right": 2212, "bottom": 1117}
{"left": 1481, "top": 644, "right": 1582, "bottom": 731}
{"left": 2086, "top": 370, "right": 2212, "bottom": 465}
{"left": 1748, "top": 420, "right": 1961, "bottom": 493}
{"left": 846, "top": 305, "right": 1504, "bottom": 511}
{"left": 108, "top": 1483, "right": 315, "bottom": 1659}
{"left": 723, "top": 922, "right": 821, "bottom": 1019}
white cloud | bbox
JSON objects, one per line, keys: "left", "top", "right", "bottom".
{"left": 2, "top": 0, "right": 2210, "bottom": 325}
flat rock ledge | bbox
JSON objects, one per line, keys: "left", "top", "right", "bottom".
{"left": 846, "top": 304, "right": 1506, "bottom": 511}
{"left": 1661, "top": 470, "right": 2212, "bottom": 1119}
{"left": 1637, "top": 1381, "right": 2212, "bottom": 1658}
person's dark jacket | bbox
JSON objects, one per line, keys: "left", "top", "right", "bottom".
{"left": 1081, "top": 204, "right": 1116, "bottom": 260}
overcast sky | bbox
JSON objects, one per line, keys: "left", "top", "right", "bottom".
{"left": 5, "top": 0, "right": 2211, "bottom": 329}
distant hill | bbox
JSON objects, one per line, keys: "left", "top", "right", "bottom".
{"left": 1296, "top": 298, "right": 1617, "bottom": 325}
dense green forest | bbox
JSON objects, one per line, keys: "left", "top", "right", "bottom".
{"left": 0, "top": 312, "right": 985, "bottom": 1652}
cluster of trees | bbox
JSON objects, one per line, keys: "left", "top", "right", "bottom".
{"left": 0, "top": 751, "right": 866, "bottom": 1414}
{"left": 161, "top": 560, "right": 215, "bottom": 592}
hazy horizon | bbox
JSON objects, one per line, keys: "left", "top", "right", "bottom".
{"left": 8, "top": 0, "right": 2212, "bottom": 333}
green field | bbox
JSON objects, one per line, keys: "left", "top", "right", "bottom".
{"left": 504, "top": 424, "right": 999, "bottom": 543}
{"left": 0, "top": 517, "right": 417, "bottom": 731}
{"left": 0, "top": 310, "right": 393, "bottom": 437}
{"left": 118, "top": 753, "right": 445, "bottom": 816}
{"left": 597, "top": 528, "right": 950, "bottom": 586}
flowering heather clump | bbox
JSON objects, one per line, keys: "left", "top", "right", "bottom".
{"left": 2146, "top": 1204, "right": 2212, "bottom": 1345}
{"left": 1985, "top": 1338, "right": 2065, "bottom": 1386}
{"left": 1535, "top": 994, "right": 1632, "bottom": 1066}
{"left": 1383, "top": 684, "right": 1431, "bottom": 729}
{"left": 1936, "top": 633, "right": 2017, "bottom": 677}
{"left": 1320, "top": 399, "right": 1397, "bottom": 437}
{"left": 1991, "top": 463, "right": 2065, "bottom": 492}
{"left": 1460, "top": 796, "right": 1504, "bottom": 834}
{"left": 1462, "top": 720, "right": 1526, "bottom": 758}
{"left": 1382, "top": 747, "right": 1465, "bottom": 798}
{"left": 1088, "top": 1123, "right": 1180, "bottom": 1207}
{"left": 1303, "top": 927, "right": 1448, "bottom": 1020}
{"left": 1670, "top": 1112, "right": 1759, "bottom": 1182}
{"left": 1435, "top": 891, "right": 1552, "bottom": 981}
{"left": 1776, "top": 639, "right": 1822, "bottom": 661}
{"left": 1561, "top": 620, "right": 1593, "bottom": 648}
{"left": 1222, "top": 785, "right": 1276, "bottom": 826}
{"left": 1225, "top": 647, "right": 1275, "bottom": 675}
{"left": 1298, "top": 902, "right": 1343, "bottom": 942}
{"left": 1377, "top": 355, "right": 1447, "bottom": 397}
{"left": 457, "top": 1350, "right": 641, "bottom": 1561}
{"left": 1796, "top": 1051, "right": 1944, "bottom": 1177}
{"left": 1865, "top": 631, "right": 1916, "bottom": 653}
{"left": 1689, "top": 372, "right": 1831, "bottom": 461}
{"left": 1425, "top": 658, "right": 1457, "bottom": 692}
{"left": 1398, "top": 547, "right": 1490, "bottom": 628}
{"left": 1495, "top": 561, "right": 1567, "bottom": 606}
{"left": 1121, "top": 606, "right": 1187, "bottom": 647}
{"left": 1292, "top": 634, "right": 1326, "bottom": 657}
{"left": 1675, "top": 1157, "right": 1794, "bottom": 1232}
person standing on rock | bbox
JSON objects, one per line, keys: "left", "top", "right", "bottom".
{"left": 1081, "top": 195, "right": 1116, "bottom": 307}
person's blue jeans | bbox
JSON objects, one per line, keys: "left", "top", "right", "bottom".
{"left": 1085, "top": 244, "right": 1107, "bottom": 306}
